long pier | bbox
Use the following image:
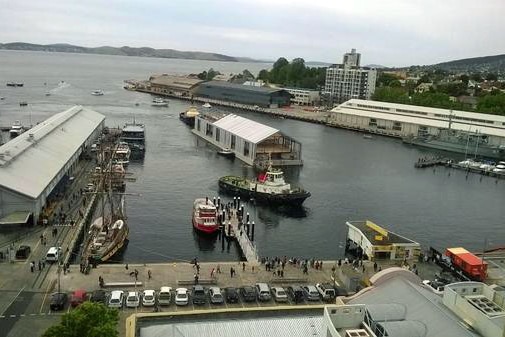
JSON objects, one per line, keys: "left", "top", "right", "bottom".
{"left": 414, "top": 157, "right": 505, "bottom": 179}
{"left": 216, "top": 196, "right": 260, "bottom": 265}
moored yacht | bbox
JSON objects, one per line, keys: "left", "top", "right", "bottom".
{"left": 113, "top": 142, "right": 131, "bottom": 166}
{"left": 152, "top": 97, "right": 168, "bottom": 107}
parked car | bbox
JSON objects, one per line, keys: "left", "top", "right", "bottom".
{"left": 225, "top": 287, "right": 239, "bottom": 303}
{"left": 15, "top": 245, "right": 31, "bottom": 259}
{"left": 287, "top": 286, "right": 305, "bottom": 303}
{"left": 422, "top": 280, "right": 446, "bottom": 295}
{"left": 255, "top": 283, "right": 271, "bottom": 302}
{"left": 90, "top": 289, "right": 106, "bottom": 304}
{"left": 108, "top": 290, "right": 124, "bottom": 308}
{"left": 316, "top": 283, "right": 336, "bottom": 301}
{"left": 302, "top": 285, "right": 320, "bottom": 301}
{"left": 70, "top": 289, "right": 87, "bottom": 307}
{"left": 50, "top": 292, "right": 68, "bottom": 311}
{"left": 142, "top": 290, "right": 156, "bottom": 306}
{"left": 209, "top": 287, "right": 224, "bottom": 304}
{"left": 158, "top": 286, "right": 172, "bottom": 306}
{"left": 126, "top": 291, "right": 140, "bottom": 308}
{"left": 240, "top": 286, "right": 256, "bottom": 302}
{"left": 175, "top": 288, "right": 189, "bottom": 306}
{"left": 271, "top": 287, "right": 288, "bottom": 303}
{"left": 192, "top": 285, "right": 206, "bottom": 305}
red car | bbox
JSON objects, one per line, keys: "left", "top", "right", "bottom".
{"left": 70, "top": 289, "right": 87, "bottom": 307}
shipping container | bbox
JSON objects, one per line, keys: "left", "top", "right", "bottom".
{"left": 445, "top": 247, "right": 487, "bottom": 281}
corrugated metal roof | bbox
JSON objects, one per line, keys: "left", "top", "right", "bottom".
{"left": 150, "top": 75, "right": 204, "bottom": 89}
{"left": 0, "top": 106, "right": 104, "bottom": 199}
{"left": 213, "top": 114, "right": 279, "bottom": 144}
{"left": 343, "top": 99, "right": 505, "bottom": 123}
{"left": 199, "top": 81, "right": 289, "bottom": 94}
{"left": 140, "top": 316, "right": 323, "bottom": 337}
{"left": 334, "top": 107, "right": 505, "bottom": 138}
{"left": 349, "top": 277, "right": 479, "bottom": 337}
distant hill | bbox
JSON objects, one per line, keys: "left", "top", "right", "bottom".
{"left": 0, "top": 42, "right": 264, "bottom": 63}
{"left": 428, "top": 54, "right": 505, "bottom": 73}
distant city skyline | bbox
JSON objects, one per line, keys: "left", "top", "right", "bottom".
{"left": 0, "top": 0, "right": 504, "bottom": 67}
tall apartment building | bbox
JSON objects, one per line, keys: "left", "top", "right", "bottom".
{"left": 324, "top": 49, "right": 377, "bottom": 105}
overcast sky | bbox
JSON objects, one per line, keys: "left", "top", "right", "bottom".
{"left": 0, "top": 0, "right": 503, "bottom": 66}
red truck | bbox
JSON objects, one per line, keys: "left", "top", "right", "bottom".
{"left": 445, "top": 247, "right": 487, "bottom": 281}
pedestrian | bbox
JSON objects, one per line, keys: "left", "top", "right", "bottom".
{"left": 194, "top": 274, "right": 199, "bottom": 284}
{"left": 277, "top": 269, "right": 281, "bottom": 277}
{"left": 230, "top": 267, "right": 233, "bottom": 278}
{"left": 134, "top": 269, "right": 139, "bottom": 280}
{"left": 280, "top": 270, "right": 284, "bottom": 278}
{"left": 216, "top": 264, "right": 221, "bottom": 274}
{"left": 362, "top": 265, "right": 366, "bottom": 273}
{"left": 148, "top": 269, "right": 152, "bottom": 280}
{"left": 125, "top": 263, "right": 129, "bottom": 271}
{"left": 30, "top": 261, "right": 34, "bottom": 273}
{"left": 320, "top": 261, "right": 323, "bottom": 269}
{"left": 373, "top": 262, "right": 378, "bottom": 272}
{"left": 210, "top": 268, "right": 215, "bottom": 278}
{"left": 38, "top": 260, "right": 42, "bottom": 271}
{"left": 43, "top": 237, "right": 47, "bottom": 246}
{"left": 252, "top": 265, "right": 255, "bottom": 273}
{"left": 196, "top": 263, "right": 200, "bottom": 274}
{"left": 42, "top": 259, "right": 46, "bottom": 269}
{"left": 242, "top": 262, "right": 246, "bottom": 272}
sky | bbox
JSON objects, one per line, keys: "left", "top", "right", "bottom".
{"left": 0, "top": 0, "right": 504, "bottom": 67}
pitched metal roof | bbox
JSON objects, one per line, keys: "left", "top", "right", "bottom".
{"left": 349, "top": 276, "right": 479, "bottom": 337}
{"left": 199, "top": 80, "right": 290, "bottom": 94}
{"left": 213, "top": 114, "right": 279, "bottom": 144}
{"left": 150, "top": 75, "right": 204, "bottom": 90}
{"left": 0, "top": 106, "right": 104, "bottom": 199}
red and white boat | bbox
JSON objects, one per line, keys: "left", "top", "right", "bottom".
{"left": 192, "top": 198, "right": 219, "bottom": 234}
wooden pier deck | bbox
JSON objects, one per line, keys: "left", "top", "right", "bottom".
{"left": 218, "top": 199, "right": 260, "bottom": 266}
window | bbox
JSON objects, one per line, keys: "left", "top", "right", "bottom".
{"left": 244, "top": 142, "right": 250, "bottom": 157}
{"left": 369, "top": 118, "right": 377, "bottom": 127}
{"left": 206, "top": 124, "right": 213, "bottom": 137}
{"left": 197, "top": 119, "right": 201, "bottom": 131}
{"left": 393, "top": 122, "right": 402, "bottom": 131}
{"left": 215, "top": 128, "right": 220, "bottom": 142}
{"left": 231, "top": 135, "right": 236, "bottom": 149}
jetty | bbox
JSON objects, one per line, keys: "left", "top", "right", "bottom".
{"left": 216, "top": 196, "right": 260, "bottom": 265}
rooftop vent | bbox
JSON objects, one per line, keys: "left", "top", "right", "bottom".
{"left": 28, "top": 133, "right": 35, "bottom": 141}
{"left": 346, "top": 329, "right": 370, "bottom": 337}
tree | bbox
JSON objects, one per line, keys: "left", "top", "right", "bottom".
{"left": 258, "top": 69, "right": 269, "bottom": 82}
{"left": 470, "top": 73, "right": 482, "bottom": 82}
{"left": 485, "top": 73, "right": 498, "bottom": 81}
{"left": 42, "top": 302, "right": 119, "bottom": 337}
{"left": 459, "top": 74, "right": 469, "bottom": 85}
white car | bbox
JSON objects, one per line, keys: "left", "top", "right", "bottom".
{"left": 158, "top": 286, "right": 172, "bottom": 306}
{"left": 271, "top": 287, "right": 288, "bottom": 302}
{"left": 175, "top": 288, "right": 189, "bottom": 306}
{"left": 422, "top": 280, "right": 445, "bottom": 295}
{"left": 142, "top": 290, "right": 156, "bottom": 307}
{"left": 209, "top": 287, "right": 224, "bottom": 304}
{"left": 108, "top": 290, "right": 124, "bottom": 308}
{"left": 126, "top": 291, "right": 140, "bottom": 308}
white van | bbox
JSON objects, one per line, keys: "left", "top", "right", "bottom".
{"left": 255, "top": 283, "right": 271, "bottom": 301}
{"left": 158, "top": 286, "right": 172, "bottom": 306}
{"left": 46, "top": 247, "right": 61, "bottom": 263}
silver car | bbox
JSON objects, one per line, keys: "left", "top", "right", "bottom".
{"left": 271, "top": 287, "right": 288, "bottom": 302}
{"left": 209, "top": 287, "right": 224, "bottom": 304}
{"left": 303, "top": 285, "right": 320, "bottom": 301}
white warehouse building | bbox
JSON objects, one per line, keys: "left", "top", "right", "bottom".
{"left": 193, "top": 113, "right": 303, "bottom": 168}
{"left": 330, "top": 99, "right": 505, "bottom": 147}
{"left": 0, "top": 106, "right": 105, "bottom": 226}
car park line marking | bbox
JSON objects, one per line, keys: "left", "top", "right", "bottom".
{"left": 0, "top": 286, "right": 25, "bottom": 317}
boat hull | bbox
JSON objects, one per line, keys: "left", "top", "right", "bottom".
{"left": 404, "top": 138, "right": 505, "bottom": 160}
{"left": 179, "top": 113, "right": 195, "bottom": 127}
{"left": 218, "top": 178, "right": 310, "bottom": 206}
{"left": 192, "top": 218, "right": 219, "bottom": 234}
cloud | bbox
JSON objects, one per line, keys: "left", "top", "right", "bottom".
{"left": 0, "top": 0, "right": 503, "bottom": 66}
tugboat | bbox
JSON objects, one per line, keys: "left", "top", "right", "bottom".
{"left": 179, "top": 106, "right": 200, "bottom": 127}
{"left": 218, "top": 165, "right": 311, "bottom": 206}
{"left": 192, "top": 198, "right": 219, "bottom": 234}
{"left": 9, "top": 120, "right": 24, "bottom": 138}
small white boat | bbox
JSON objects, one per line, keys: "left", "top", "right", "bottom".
{"left": 152, "top": 97, "right": 168, "bottom": 107}
{"left": 363, "top": 134, "right": 373, "bottom": 139}
{"left": 217, "top": 148, "right": 234, "bottom": 158}
{"left": 19, "top": 101, "right": 28, "bottom": 106}
{"left": 202, "top": 102, "right": 212, "bottom": 108}
{"left": 45, "top": 92, "right": 51, "bottom": 96}
{"left": 91, "top": 90, "right": 104, "bottom": 96}
{"left": 10, "top": 120, "right": 24, "bottom": 138}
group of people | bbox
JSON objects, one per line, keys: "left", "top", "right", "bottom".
{"left": 29, "top": 259, "right": 46, "bottom": 272}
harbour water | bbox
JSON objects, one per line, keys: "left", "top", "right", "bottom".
{"left": 0, "top": 50, "right": 504, "bottom": 263}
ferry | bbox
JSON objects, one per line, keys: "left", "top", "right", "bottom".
{"left": 218, "top": 165, "right": 311, "bottom": 206}
{"left": 179, "top": 106, "right": 200, "bottom": 127}
{"left": 192, "top": 198, "right": 219, "bottom": 234}
{"left": 9, "top": 120, "right": 24, "bottom": 138}
{"left": 121, "top": 119, "right": 145, "bottom": 155}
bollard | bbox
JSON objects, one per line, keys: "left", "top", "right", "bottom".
{"left": 217, "top": 197, "right": 221, "bottom": 208}
{"left": 213, "top": 197, "right": 216, "bottom": 206}
{"left": 241, "top": 205, "right": 245, "bottom": 218}
{"left": 228, "top": 222, "right": 232, "bottom": 238}
{"left": 221, "top": 227, "right": 225, "bottom": 250}
{"left": 251, "top": 221, "right": 255, "bottom": 241}
{"left": 237, "top": 197, "right": 240, "bottom": 208}
{"left": 246, "top": 220, "right": 250, "bottom": 237}
{"left": 246, "top": 212, "right": 250, "bottom": 223}
{"left": 233, "top": 197, "right": 236, "bottom": 209}
{"left": 206, "top": 196, "right": 209, "bottom": 204}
